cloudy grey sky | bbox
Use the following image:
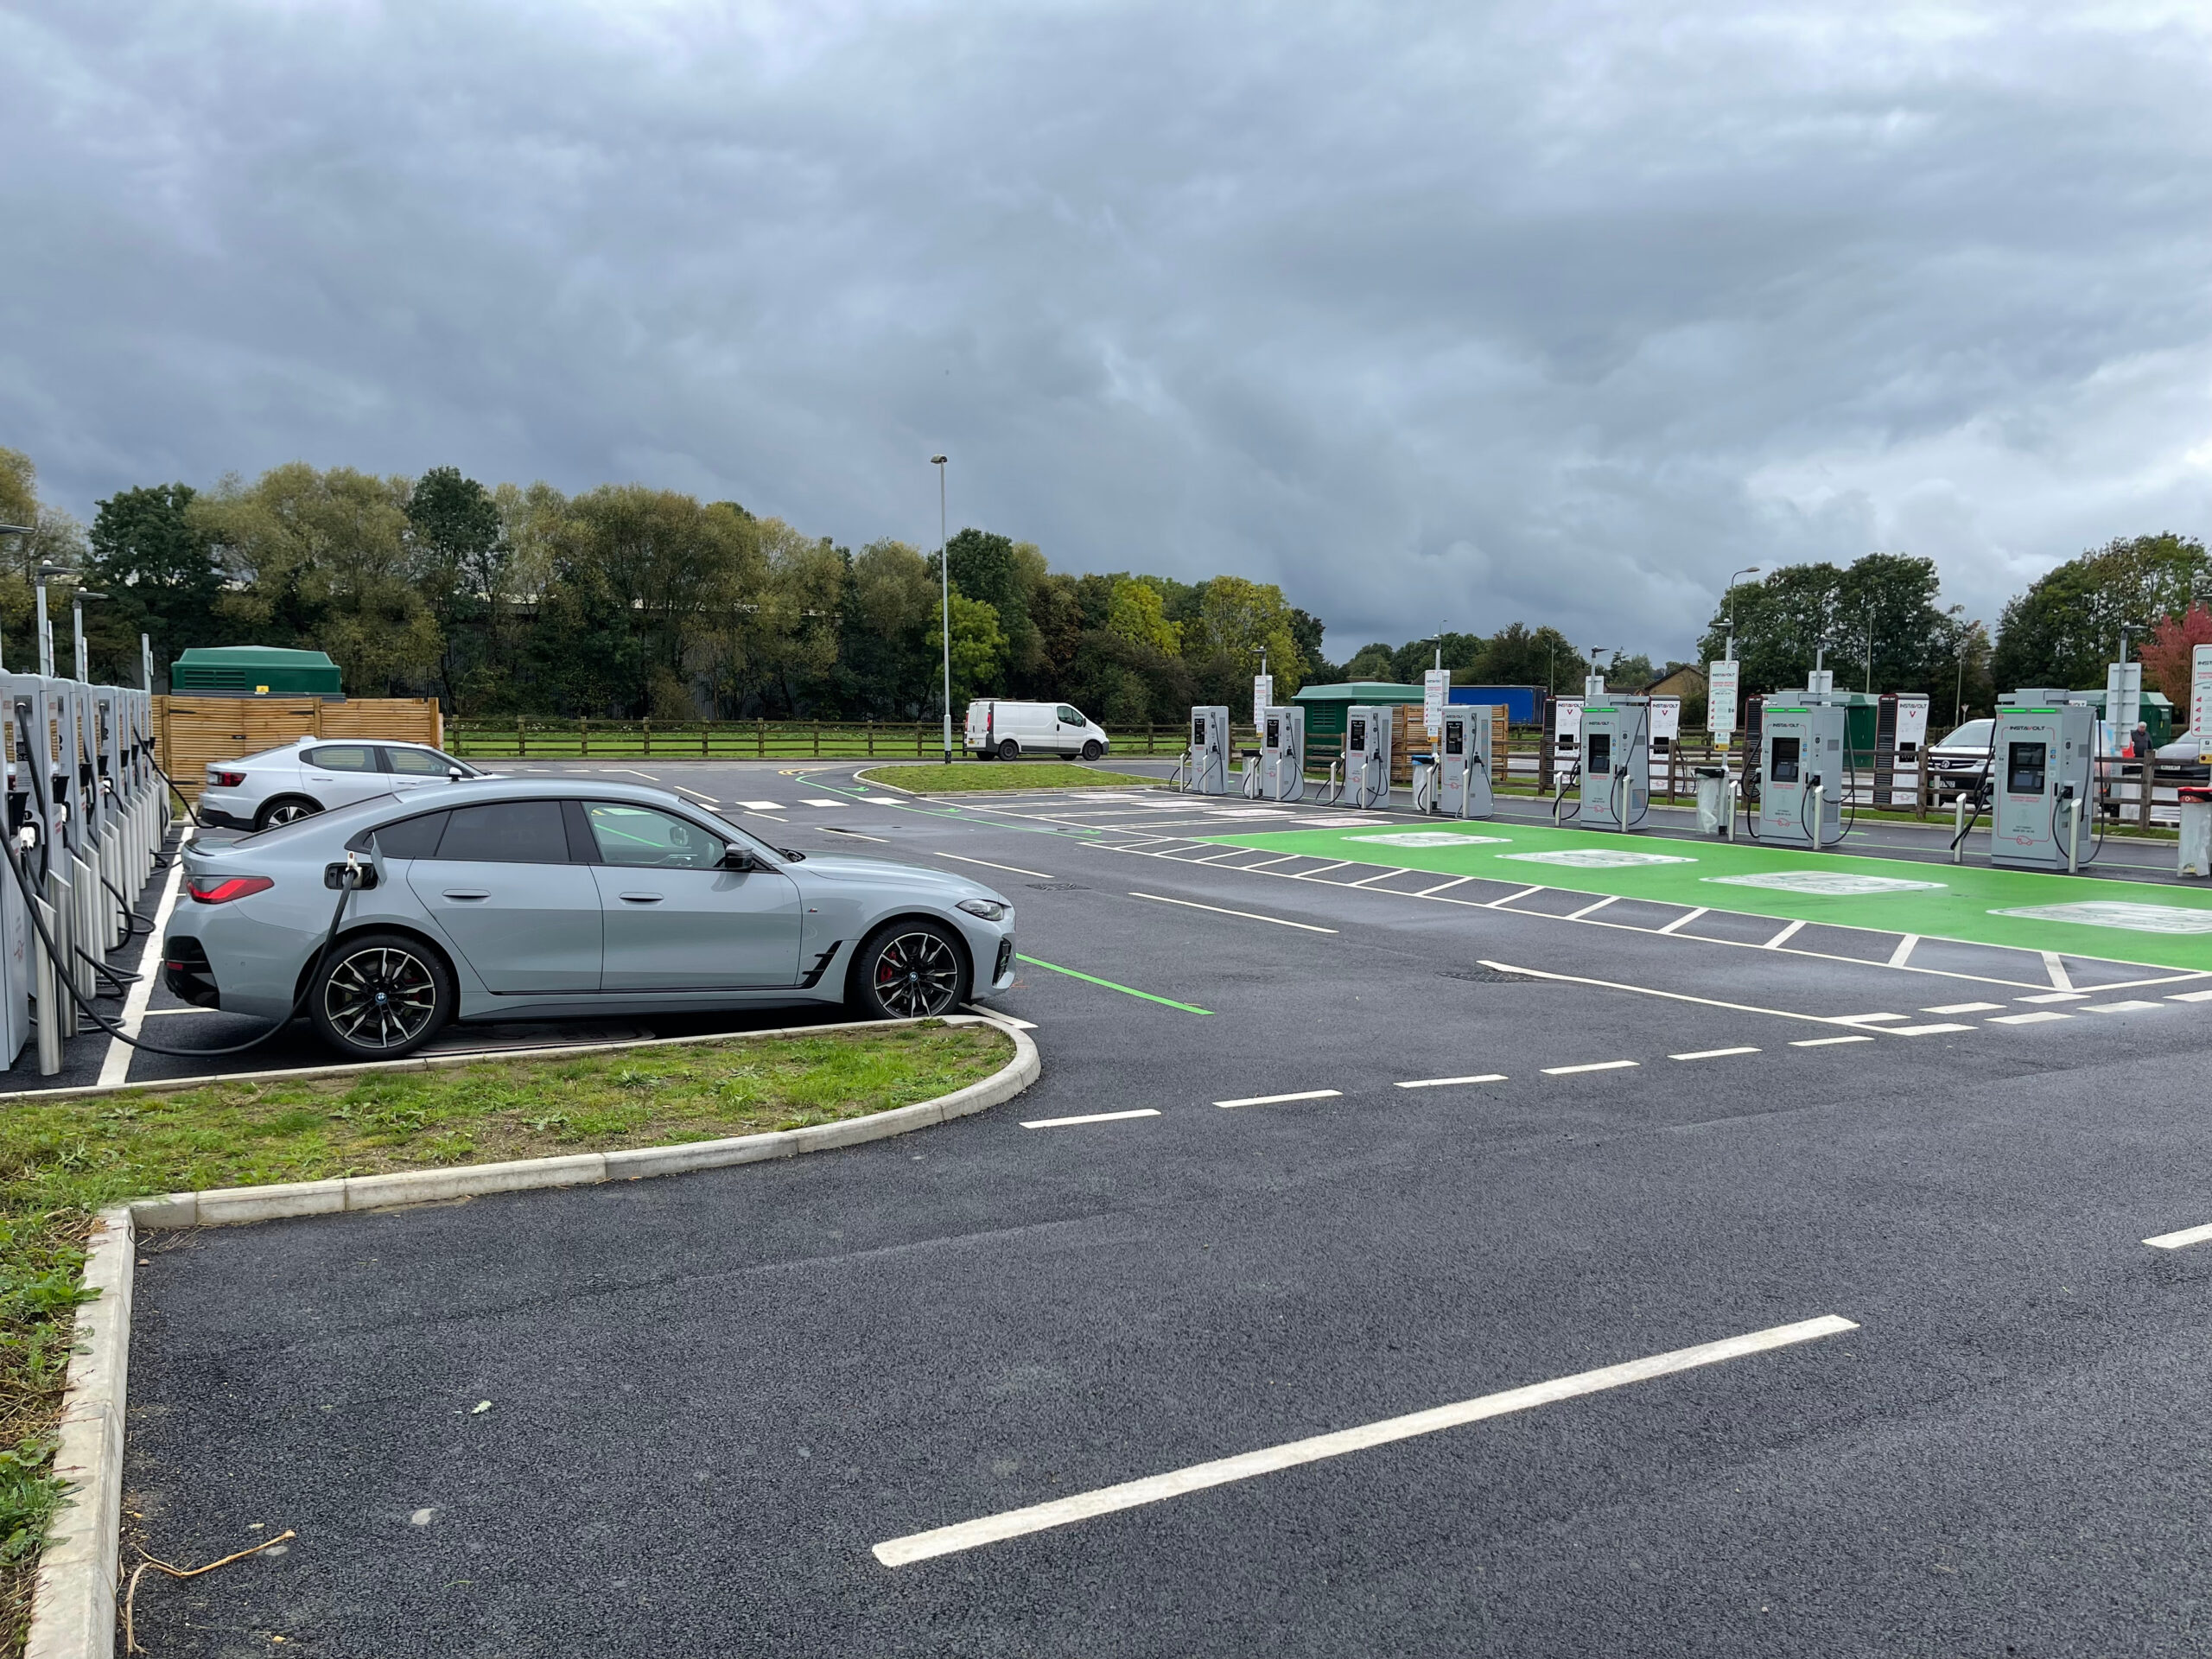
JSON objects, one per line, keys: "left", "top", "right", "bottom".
{"left": 4, "top": 1, "right": 2209, "bottom": 661}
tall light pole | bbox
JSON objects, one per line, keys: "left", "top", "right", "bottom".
{"left": 1724, "top": 566, "right": 1760, "bottom": 661}
{"left": 35, "top": 562, "right": 69, "bottom": 679}
{"left": 73, "top": 589, "right": 109, "bottom": 683}
{"left": 931, "top": 455, "right": 950, "bottom": 764}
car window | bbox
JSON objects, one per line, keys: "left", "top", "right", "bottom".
{"left": 305, "top": 745, "right": 378, "bottom": 772}
{"left": 432, "top": 801, "right": 572, "bottom": 863}
{"left": 585, "top": 802, "right": 723, "bottom": 869}
{"left": 1937, "top": 721, "right": 1993, "bottom": 749}
{"left": 371, "top": 811, "right": 448, "bottom": 859}
{"left": 1057, "top": 706, "right": 1083, "bottom": 725}
{"left": 382, "top": 747, "right": 454, "bottom": 777}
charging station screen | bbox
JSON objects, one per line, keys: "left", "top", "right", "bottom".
{"left": 1587, "top": 734, "right": 1611, "bottom": 773}
{"left": 1771, "top": 736, "right": 1801, "bottom": 784}
{"left": 1349, "top": 717, "right": 1366, "bottom": 750}
{"left": 2007, "top": 741, "right": 2047, "bottom": 795}
{"left": 1445, "top": 724, "right": 1463, "bottom": 755}
{"left": 1192, "top": 715, "right": 1205, "bottom": 746}
{"left": 1265, "top": 717, "right": 1280, "bottom": 747}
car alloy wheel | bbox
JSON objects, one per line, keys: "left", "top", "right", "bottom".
{"left": 261, "top": 798, "right": 318, "bottom": 828}
{"left": 322, "top": 943, "right": 441, "bottom": 1050}
{"left": 870, "top": 928, "right": 963, "bottom": 1018}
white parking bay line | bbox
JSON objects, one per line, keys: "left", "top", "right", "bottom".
{"left": 801, "top": 798, "right": 844, "bottom": 806}
{"left": 2018, "top": 991, "right": 2087, "bottom": 1004}
{"left": 737, "top": 800, "right": 784, "bottom": 810}
{"left": 1395, "top": 1073, "right": 1508, "bottom": 1089}
{"left": 1541, "top": 1059, "right": 1638, "bottom": 1076}
{"left": 870, "top": 1314, "right": 1859, "bottom": 1567}
{"left": 1989, "top": 1010, "right": 2070, "bottom": 1025}
{"left": 1923, "top": 1001, "right": 2005, "bottom": 1014}
{"left": 2170, "top": 989, "right": 2212, "bottom": 1002}
{"left": 1670, "top": 1046, "right": 1759, "bottom": 1061}
{"left": 1836, "top": 1013, "right": 1909, "bottom": 1025}
{"left": 1762, "top": 918, "right": 1807, "bottom": 949}
{"left": 2145, "top": 1220, "right": 2212, "bottom": 1251}
{"left": 926, "top": 850, "right": 1056, "bottom": 880}
{"left": 1885, "top": 1022, "right": 1974, "bottom": 1036}
{"left": 1021, "top": 1109, "right": 1160, "bottom": 1129}
{"left": 2082, "top": 1001, "right": 2164, "bottom": 1014}
{"left": 1790, "top": 1035, "right": 1873, "bottom": 1047}
{"left": 1215, "top": 1090, "right": 1343, "bottom": 1109}
{"left": 1128, "top": 893, "right": 1337, "bottom": 933}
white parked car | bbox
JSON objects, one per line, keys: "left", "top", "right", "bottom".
{"left": 963, "top": 700, "right": 1110, "bottom": 761}
{"left": 200, "top": 739, "right": 486, "bottom": 830}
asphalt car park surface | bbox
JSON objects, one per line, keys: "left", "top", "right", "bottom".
{"left": 89, "top": 761, "right": 2212, "bottom": 1653}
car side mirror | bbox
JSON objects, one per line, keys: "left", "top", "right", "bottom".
{"left": 720, "top": 845, "right": 759, "bottom": 872}
{"left": 448, "top": 766, "right": 464, "bottom": 782}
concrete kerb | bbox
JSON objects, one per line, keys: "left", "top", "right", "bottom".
{"left": 21, "top": 1015, "right": 1038, "bottom": 1659}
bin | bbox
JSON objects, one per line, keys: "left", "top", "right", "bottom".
{"left": 2180, "top": 786, "right": 2212, "bottom": 879}
{"left": 1694, "top": 766, "right": 1729, "bottom": 836}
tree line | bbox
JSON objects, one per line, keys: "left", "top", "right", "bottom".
{"left": 4, "top": 448, "right": 2205, "bottom": 729}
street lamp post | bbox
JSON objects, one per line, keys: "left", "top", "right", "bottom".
{"left": 931, "top": 456, "right": 950, "bottom": 764}
{"left": 1724, "top": 566, "right": 1760, "bottom": 662}
{"left": 35, "top": 563, "right": 70, "bottom": 679}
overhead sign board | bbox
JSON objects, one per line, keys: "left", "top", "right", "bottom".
{"left": 2107, "top": 659, "right": 2144, "bottom": 738}
{"left": 2192, "top": 645, "right": 2212, "bottom": 751}
{"left": 1707, "top": 660, "right": 1740, "bottom": 747}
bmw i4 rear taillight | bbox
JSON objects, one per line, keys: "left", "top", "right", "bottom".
{"left": 188, "top": 874, "right": 275, "bottom": 905}
{"left": 208, "top": 769, "right": 247, "bottom": 788}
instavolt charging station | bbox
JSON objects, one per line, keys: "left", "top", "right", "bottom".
{"left": 1344, "top": 704, "right": 1392, "bottom": 809}
{"left": 1185, "top": 705, "right": 1230, "bottom": 795}
{"left": 1757, "top": 667, "right": 1849, "bottom": 849}
{"left": 1258, "top": 705, "right": 1306, "bottom": 801}
{"left": 1434, "top": 706, "right": 1496, "bottom": 818}
{"left": 1574, "top": 673, "right": 1649, "bottom": 831}
{"left": 1987, "top": 690, "right": 2101, "bottom": 872}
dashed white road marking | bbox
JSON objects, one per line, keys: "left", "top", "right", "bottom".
{"left": 801, "top": 798, "right": 844, "bottom": 807}
{"left": 2170, "top": 989, "right": 2212, "bottom": 1002}
{"left": 1541, "top": 1059, "right": 1638, "bottom": 1076}
{"left": 1923, "top": 1001, "right": 2005, "bottom": 1014}
{"left": 1670, "top": 1046, "right": 1759, "bottom": 1061}
{"left": 1791, "top": 1035, "right": 1873, "bottom": 1047}
{"left": 925, "top": 850, "right": 1055, "bottom": 880}
{"left": 1836, "top": 1013, "right": 1908, "bottom": 1025}
{"left": 1215, "top": 1089, "right": 1343, "bottom": 1109}
{"left": 1297, "top": 861, "right": 1352, "bottom": 878}
{"left": 1414, "top": 875, "right": 1473, "bottom": 897}
{"left": 869, "top": 1314, "right": 1860, "bottom": 1567}
{"left": 1656, "top": 906, "right": 1707, "bottom": 935}
{"left": 1128, "top": 892, "right": 1338, "bottom": 933}
{"left": 1989, "top": 1010, "right": 2070, "bottom": 1025}
{"left": 737, "top": 799, "right": 784, "bottom": 810}
{"left": 1762, "top": 918, "right": 1808, "bottom": 949}
{"left": 2145, "top": 1220, "right": 2212, "bottom": 1251}
{"left": 1885, "top": 1022, "right": 1975, "bottom": 1036}
{"left": 2082, "top": 1000, "right": 2164, "bottom": 1014}
{"left": 1394, "top": 1073, "right": 1509, "bottom": 1090}
{"left": 1566, "top": 894, "right": 1621, "bottom": 921}
{"left": 1486, "top": 885, "right": 1545, "bottom": 908}
{"left": 1021, "top": 1109, "right": 1160, "bottom": 1129}
{"left": 2018, "top": 991, "right": 2087, "bottom": 1003}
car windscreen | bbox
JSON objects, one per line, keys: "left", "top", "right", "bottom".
{"left": 228, "top": 792, "right": 403, "bottom": 848}
{"left": 1936, "top": 720, "right": 1993, "bottom": 750}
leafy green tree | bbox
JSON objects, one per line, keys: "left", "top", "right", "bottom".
{"left": 0, "top": 448, "right": 87, "bottom": 671}
{"left": 1694, "top": 554, "right": 1978, "bottom": 699}
{"left": 839, "top": 539, "right": 940, "bottom": 717}
{"left": 1106, "top": 577, "right": 1180, "bottom": 655}
{"left": 945, "top": 528, "right": 1042, "bottom": 684}
{"left": 85, "top": 483, "right": 223, "bottom": 685}
{"left": 1992, "top": 533, "right": 2211, "bottom": 692}
{"left": 1187, "top": 575, "right": 1305, "bottom": 696}
{"left": 405, "top": 467, "right": 503, "bottom": 711}
{"left": 929, "top": 592, "right": 1007, "bottom": 706}
{"left": 1342, "top": 642, "right": 1397, "bottom": 680}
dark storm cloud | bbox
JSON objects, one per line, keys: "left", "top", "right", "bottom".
{"left": 4, "top": 1, "right": 2209, "bottom": 658}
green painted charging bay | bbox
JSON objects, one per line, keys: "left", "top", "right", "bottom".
{"left": 1196, "top": 820, "right": 2212, "bottom": 972}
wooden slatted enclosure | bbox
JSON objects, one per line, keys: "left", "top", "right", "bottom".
{"left": 153, "top": 696, "right": 443, "bottom": 799}
{"left": 1389, "top": 703, "right": 1510, "bottom": 785}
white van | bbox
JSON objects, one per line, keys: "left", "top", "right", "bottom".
{"left": 963, "top": 700, "right": 1111, "bottom": 761}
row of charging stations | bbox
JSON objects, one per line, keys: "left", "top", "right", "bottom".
{"left": 1196, "top": 701, "right": 1504, "bottom": 820}
{"left": 0, "top": 670, "right": 168, "bottom": 1075}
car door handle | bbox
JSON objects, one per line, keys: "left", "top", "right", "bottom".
{"left": 618, "top": 892, "right": 664, "bottom": 904}
{"left": 442, "top": 889, "right": 490, "bottom": 901}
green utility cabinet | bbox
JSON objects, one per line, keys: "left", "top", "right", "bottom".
{"left": 170, "top": 647, "right": 343, "bottom": 698}
{"left": 1291, "top": 681, "right": 1427, "bottom": 745}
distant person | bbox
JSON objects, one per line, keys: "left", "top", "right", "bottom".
{"left": 2132, "top": 720, "right": 2152, "bottom": 761}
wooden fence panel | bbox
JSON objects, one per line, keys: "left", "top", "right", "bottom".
{"left": 154, "top": 696, "right": 443, "bottom": 798}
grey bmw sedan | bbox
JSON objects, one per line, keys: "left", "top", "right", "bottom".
{"left": 164, "top": 779, "right": 1017, "bottom": 1058}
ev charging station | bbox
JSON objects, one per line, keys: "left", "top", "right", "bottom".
{"left": 1574, "top": 683, "right": 1650, "bottom": 831}
{"left": 1259, "top": 706, "right": 1306, "bottom": 802}
{"left": 1185, "top": 706, "right": 1231, "bottom": 795}
{"left": 1435, "top": 707, "right": 1496, "bottom": 818}
{"left": 1989, "top": 692, "right": 2101, "bottom": 872}
{"left": 1757, "top": 691, "right": 1849, "bottom": 849}
{"left": 1344, "top": 704, "right": 1392, "bottom": 809}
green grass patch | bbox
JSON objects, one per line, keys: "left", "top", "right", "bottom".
{"left": 0, "top": 1020, "right": 1007, "bottom": 1652}
{"left": 861, "top": 762, "right": 1158, "bottom": 794}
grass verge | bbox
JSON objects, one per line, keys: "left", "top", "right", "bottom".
{"left": 861, "top": 762, "right": 1158, "bottom": 794}
{"left": 0, "top": 1020, "right": 1007, "bottom": 1654}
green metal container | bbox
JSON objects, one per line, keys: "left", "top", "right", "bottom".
{"left": 1290, "top": 681, "right": 1426, "bottom": 742}
{"left": 170, "top": 646, "right": 343, "bottom": 698}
